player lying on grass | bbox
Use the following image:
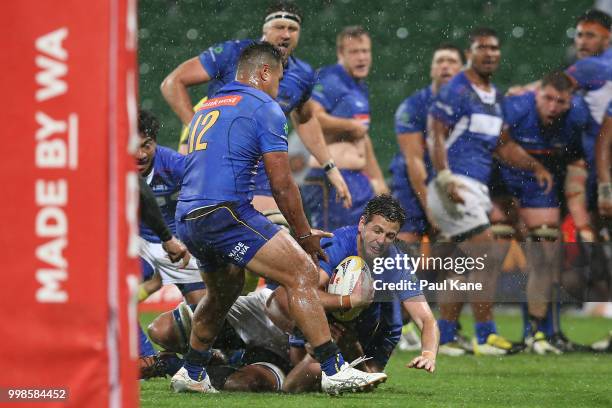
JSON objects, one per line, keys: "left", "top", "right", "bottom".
{"left": 266, "top": 195, "right": 439, "bottom": 392}
{"left": 147, "top": 289, "right": 293, "bottom": 391}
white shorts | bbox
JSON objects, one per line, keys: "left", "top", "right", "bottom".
{"left": 226, "top": 289, "right": 289, "bottom": 360}
{"left": 427, "top": 174, "right": 491, "bottom": 239}
{"left": 139, "top": 237, "right": 202, "bottom": 285}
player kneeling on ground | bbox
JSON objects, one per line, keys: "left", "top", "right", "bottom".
{"left": 267, "top": 195, "right": 439, "bottom": 393}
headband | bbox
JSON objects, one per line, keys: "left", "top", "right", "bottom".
{"left": 264, "top": 11, "right": 301, "bottom": 25}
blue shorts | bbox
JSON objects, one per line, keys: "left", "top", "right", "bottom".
{"left": 389, "top": 160, "right": 428, "bottom": 234}
{"left": 252, "top": 162, "right": 273, "bottom": 197}
{"left": 302, "top": 168, "right": 374, "bottom": 231}
{"left": 500, "top": 166, "right": 559, "bottom": 208}
{"left": 140, "top": 257, "right": 155, "bottom": 281}
{"left": 176, "top": 201, "right": 280, "bottom": 273}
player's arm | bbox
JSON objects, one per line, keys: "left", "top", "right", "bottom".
{"left": 139, "top": 177, "right": 191, "bottom": 266}
{"left": 309, "top": 99, "right": 367, "bottom": 141}
{"left": 596, "top": 112, "right": 612, "bottom": 216}
{"left": 403, "top": 295, "right": 438, "bottom": 373}
{"left": 565, "top": 159, "right": 593, "bottom": 239}
{"left": 138, "top": 271, "right": 162, "bottom": 302}
{"left": 160, "top": 57, "right": 211, "bottom": 126}
{"left": 429, "top": 115, "right": 465, "bottom": 204}
{"left": 495, "top": 128, "right": 554, "bottom": 193}
{"left": 291, "top": 101, "right": 352, "bottom": 208}
{"left": 264, "top": 152, "right": 330, "bottom": 263}
{"left": 398, "top": 131, "right": 428, "bottom": 209}
{"left": 363, "top": 135, "right": 389, "bottom": 195}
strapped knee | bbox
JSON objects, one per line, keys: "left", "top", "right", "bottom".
{"left": 529, "top": 225, "right": 560, "bottom": 242}
{"left": 262, "top": 209, "right": 290, "bottom": 231}
{"left": 491, "top": 223, "right": 516, "bottom": 240}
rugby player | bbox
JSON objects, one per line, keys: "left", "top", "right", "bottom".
{"left": 160, "top": 0, "right": 351, "bottom": 214}
{"left": 428, "top": 27, "right": 553, "bottom": 355}
{"left": 499, "top": 72, "right": 590, "bottom": 353}
{"left": 171, "top": 43, "right": 385, "bottom": 395}
{"left": 302, "top": 26, "right": 388, "bottom": 231}
{"left": 148, "top": 290, "right": 292, "bottom": 391}
{"left": 596, "top": 100, "right": 612, "bottom": 216}
{"left": 390, "top": 43, "right": 464, "bottom": 243}
{"left": 269, "top": 195, "right": 438, "bottom": 392}
{"left": 136, "top": 109, "right": 206, "bottom": 305}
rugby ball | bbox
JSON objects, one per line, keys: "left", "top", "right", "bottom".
{"left": 327, "top": 256, "right": 372, "bottom": 321}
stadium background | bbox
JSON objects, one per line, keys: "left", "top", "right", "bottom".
{"left": 138, "top": 0, "right": 592, "bottom": 171}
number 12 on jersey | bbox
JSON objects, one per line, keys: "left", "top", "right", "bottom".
{"left": 188, "top": 110, "right": 220, "bottom": 154}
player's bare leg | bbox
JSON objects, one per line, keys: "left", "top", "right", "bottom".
{"left": 246, "top": 230, "right": 332, "bottom": 347}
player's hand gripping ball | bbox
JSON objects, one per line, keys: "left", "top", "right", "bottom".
{"left": 327, "top": 256, "right": 374, "bottom": 321}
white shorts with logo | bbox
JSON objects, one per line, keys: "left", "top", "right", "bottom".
{"left": 427, "top": 174, "right": 491, "bottom": 239}
{"left": 139, "top": 237, "right": 202, "bottom": 285}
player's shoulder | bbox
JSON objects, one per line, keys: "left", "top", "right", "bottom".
{"left": 438, "top": 72, "right": 471, "bottom": 100}
{"left": 323, "top": 225, "right": 358, "bottom": 251}
{"left": 568, "top": 94, "right": 590, "bottom": 123}
{"left": 502, "top": 91, "right": 534, "bottom": 116}
{"left": 155, "top": 145, "right": 184, "bottom": 164}
{"left": 211, "top": 38, "right": 254, "bottom": 53}
{"left": 288, "top": 55, "right": 315, "bottom": 79}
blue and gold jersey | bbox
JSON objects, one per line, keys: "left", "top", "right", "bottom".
{"left": 176, "top": 81, "right": 288, "bottom": 218}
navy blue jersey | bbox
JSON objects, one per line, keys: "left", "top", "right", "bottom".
{"left": 429, "top": 72, "right": 504, "bottom": 184}
{"left": 501, "top": 91, "right": 588, "bottom": 173}
{"left": 312, "top": 64, "right": 370, "bottom": 127}
{"left": 318, "top": 226, "right": 421, "bottom": 366}
{"left": 199, "top": 39, "right": 315, "bottom": 115}
{"left": 140, "top": 146, "right": 186, "bottom": 243}
{"left": 176, "top": 81, "right": 288, "bottom": 218}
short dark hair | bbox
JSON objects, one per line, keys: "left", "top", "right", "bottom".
{"left": 362, "top": 194, "right": 406, "bottom": 228}
{"left": 435, "top": 42, "right": 466, "bottom": 64}
{"left": 576, "top": 9, "right": 612, "bottom": 30}
{"left": 138, "top": 109, "right": 159, "bottom": 141}
{"left": 541, "top": 71, "right": 574, "bottom": 93}
{"left": 336, "top": 25, "right": 370, "bottom": 50}
{"left": 237, "top": 42, "right": 282, "bottom": 74}
{"left": 468, "top": 27, "right": 499, "bottom": 46}
{"left": 265, "top": 1, "right": 303, "bottom": 24}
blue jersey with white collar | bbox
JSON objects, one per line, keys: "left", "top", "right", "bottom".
{"left": 139, "top": 146, "right": 186, "bottom": 243}
{"left": 311, "top": 64, "right": 370, "bottom": 128}
{"left": 319, "top": 225, "right": 421, "bottom": 367}
{"left": 429, "top": 71, "right": 504, "bottom": 184}
{"left": 176, "top": 81, "right": 288, "bottom": 218}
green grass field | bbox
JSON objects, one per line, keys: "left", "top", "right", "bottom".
{"left": 139, "top": 311, "right": 612, "bottom": 408}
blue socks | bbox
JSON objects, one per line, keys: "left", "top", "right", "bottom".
{"left": 320, "top": 353, "right": 346, "bottom": 376}
{"left": 184, "top": 348, "right": 213, "bottom": 381}
{"left": 138, "top": 325, "right": 156, "bottom": 357}
{"left": 438, "top": 319, "right": 458, "bottom": 344}
{"left": 475, "top": 320, "right": 497, "bottom": 344}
